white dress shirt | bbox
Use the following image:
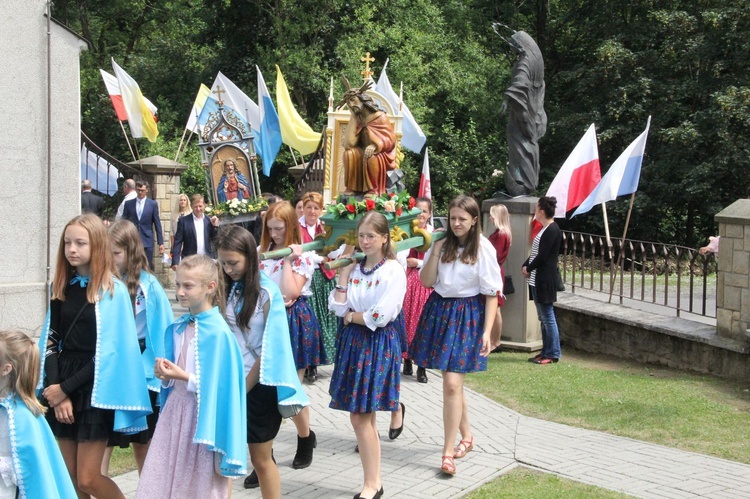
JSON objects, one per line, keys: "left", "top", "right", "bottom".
{"left": 115, "top": 191, "right": 137, "bottom": 220}
{"left": 193, "top": 214, "right": 206, "bottom": 255}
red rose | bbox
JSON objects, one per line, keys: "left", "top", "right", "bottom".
{"left": 389, "top": 192, "right": 396, "bottom": 198}
{"left": 346, "top": 204, "right": 356, "bottom": 213}
{"left": 365, "top": 199, "right": 375, "bottom": 211}
{"left": 396, "top": 207, "right": 402, "bottom": 216}
{"left": 408, "top": 197, "right": 416, "bottom": 209}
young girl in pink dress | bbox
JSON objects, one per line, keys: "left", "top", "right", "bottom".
{"left": 136, "top": 255, "right": 247, "bottom": 498}
{"left": 400, "top": 197, "right": 434, "bottom": 383}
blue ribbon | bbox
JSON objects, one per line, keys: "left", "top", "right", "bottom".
{"left": 69, "top": 274, "right": 90, "bottom": 288}
{"left": 173, "top": 313, "right": 198, "bottom": 335}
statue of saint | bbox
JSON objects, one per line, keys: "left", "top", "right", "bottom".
{"left": 337, "top": 78, "right": 397, "bottom": 196}
{"left": 497, "top": 26, "right": 548, "bottom": 196}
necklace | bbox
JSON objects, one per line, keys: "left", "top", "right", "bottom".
{"left": 360, "top": 256, "right": 387, "bottom": 276}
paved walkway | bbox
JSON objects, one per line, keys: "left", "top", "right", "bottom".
{"left": 115, "top": 297, "right": 750, "bottom": 498}
{"left": 116, "top": 364, "right": 750, "bottom": 498}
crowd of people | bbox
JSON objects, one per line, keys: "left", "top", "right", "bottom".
{"left": 5, "top": 188, "right": 563, "bottom": 499}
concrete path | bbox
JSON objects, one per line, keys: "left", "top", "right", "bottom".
{"left": 115, "top": 364, "right": 750, "bottom": 498}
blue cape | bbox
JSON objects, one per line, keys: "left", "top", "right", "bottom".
{"left": 138, "top": 270, "right": 174, "bottom": 393}
{"left": 162, "top": 307, "right": 247, "bottom": 477}
{"left": 257, "top": 273, "right": 309, "bottom": 417}
{"left": 37, "top": 278, "right": 153, "bottom": 434}
{"left": 1, "top": 394, "right": 76, "bottom": 498}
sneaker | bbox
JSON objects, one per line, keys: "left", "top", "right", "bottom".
{"left": 533, "top": 357, "right": 558, "bottom": 365}
{"left": 528, "top": 353, "right": 543, "bottom": 363}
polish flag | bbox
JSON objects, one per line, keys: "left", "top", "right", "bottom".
{"left": 100, "top": 69, "right": 158, "bottom": 123}
{"left": 418, "top": 147, "right": 431, "bottom": 199}
{"left": 546, "top": 124, "right": 601, "bottom": 218}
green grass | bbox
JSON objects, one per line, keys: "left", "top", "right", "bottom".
{"left": 109, "top": 447, "right": 138, "bottom": 476}
{"left": 466, "top": 468, "right": 630, "bottom": 498}
{"left": 465, "top": 350, "right": 750, "bottom": 463}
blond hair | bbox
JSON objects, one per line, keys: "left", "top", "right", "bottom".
{"left": 490, "top": 204, "right": 512, "bottom": 245}
{"left": 52, "top": 214, "right": 115, "bottom": 303}
{"left": 178, "top": 255, "right": 225, "bottom": 315}
{"left": 0, "top": 331, "right": 45, "bottom": 416}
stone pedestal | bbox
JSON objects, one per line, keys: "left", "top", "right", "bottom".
{"left": 131, "top": 156, "right": 188, "bottom": 288}
{"left": 715, "top": 199, "right": 750, "bottom": 343}
{"left": 482, "top": 196, "right": 542, "bottom": 351}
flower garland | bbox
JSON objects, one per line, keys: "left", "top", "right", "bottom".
{"left": 205, "top": 197, "right": 267, "bottom": 218}
{"left": 325, "top": 191, "right": 416, "bottom": 221}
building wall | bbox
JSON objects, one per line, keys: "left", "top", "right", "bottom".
{"left": 0, "top": 2, "right": 86, "bottom": 335}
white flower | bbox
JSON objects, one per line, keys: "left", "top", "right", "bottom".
{"left": 205, "top": 206, "right": 213, "bottom": 214}
{"left": 383, "top": 200, "right": 396, "bottom": 212}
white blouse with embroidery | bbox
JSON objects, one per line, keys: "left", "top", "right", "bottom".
{"left": 421, "top": 235, "right": 503, "bottom": 298}
{"left": 329, "top": 259, "right": 406, "bottom": 331}
{"left": 259, "top": 251, "right": 321, "bottom": 297}
{"left": 0, "top": 407, "right": 16, "bottom": 499}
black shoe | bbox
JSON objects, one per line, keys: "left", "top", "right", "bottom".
{"left": 388, "top": 403, "right": 405, "bottom": 440}
{"left": 292, "top": 430, "right": 316, "bottom": 469}
{"left": 243, "top": 452, "right": 275, "bottom": 489}
{"left": 416, "top": 367, "right": 428, "bottom": 383}
{"left": 403, "top": 358, "right": 413, "bottom": 376}
{"left": 354, "top": 487, "right": 384, "bottom": 499}
{"left": 306, "top": 365, "right": 318, "bottom": 383}
{"left": 244, "top": 470, "right": 259, "bottom": 489}
{"left": 528, "top": 353, "right": 543, "bottom": 363}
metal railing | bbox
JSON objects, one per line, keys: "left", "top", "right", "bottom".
{"left": 560, "top": 231, "right": 717, "bottom": 318}
{"left": 295, "top": 135, "right": 326, "bottom": 196}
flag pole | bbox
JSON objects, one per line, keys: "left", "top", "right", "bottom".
{"left": 174, "top": 127, "right": 189, "bottom": 161}
{"left": 119, "top": 120, "right": 137, "bottom": 161}
{"left": 601, "top": 203, "right": 613, "bottom": 260}
{"left": 608, "top": 192, "right": 636, "bottom": 303}
{"left": 176, "top": 131, "right": 194, "bottom": 165}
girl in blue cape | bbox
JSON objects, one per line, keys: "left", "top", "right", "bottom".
{"left": 38, "top": 213, "right": 152, "bottom": 498}
{"left": 0, "top": 330, "right": 76, "bottom": 498}
{"left": 137, "top": 255, "right": 247, "bottom": 499}
{"left": 216, "top": 224, "right": 309, "bottom": 497}
{"left": 102, "top": 220, "right": 174, "bottom": 475}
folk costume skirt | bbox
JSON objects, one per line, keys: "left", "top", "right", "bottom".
{"left": 287, "top": 297, "right": 328, "bottom": 370}
{"left": 329, "top": 321, "right": 401, "bottom": 413}
{"left": 402, "top": 267, "right": 433, "bottom": 358}
{"left": 307, "top": 268, "right": 337, "bottom": 363}
{"left": 409, "top": 293, "right": 487, "bottom": 373}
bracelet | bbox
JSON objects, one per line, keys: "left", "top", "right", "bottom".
{"left": 335, "top": 285, "right": 347, "bottom": 292}
{"left": 346, "top": 312, "right": 354, "bottom": 324}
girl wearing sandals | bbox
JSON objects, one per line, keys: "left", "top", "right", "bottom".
{"left": 409, "top": 195, "right": 502, "bottom": 475}
{"left": 329, "top": 212, "right": 407, "bottom": 499}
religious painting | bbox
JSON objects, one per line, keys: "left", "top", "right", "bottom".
{"left": 209, "top": 145, "right": 253, "bottom": 204}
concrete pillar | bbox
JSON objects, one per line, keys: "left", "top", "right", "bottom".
{"left": 715, "top": 199, "right": 750, "bottom": 343}
{"left": 482, "top": 196, "right": 542, "bottom": 351}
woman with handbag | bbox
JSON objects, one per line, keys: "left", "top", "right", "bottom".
{"left": 488, "top": 204, "right": 512, "bottom": 352}
{"left": 522, "top": 196, "right": 563, "bottom": 365}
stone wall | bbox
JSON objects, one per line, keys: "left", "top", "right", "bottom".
{"left": 555, "top": 294, "right": 750, "bottom": 380}
{"left": 715, "top": 199, "right": 750, "bottom": 343}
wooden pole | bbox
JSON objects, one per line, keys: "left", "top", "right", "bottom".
{"left": 119, "top": 121, "right": 137, "bottom": 161}
{"left": 174, "top": 127, "right": 188, "bottom": 161}
{"left": 608, "top": 193, "right": 636, "bottom": 303}
{"left": 601, "top": 203, "right": 613, "bottom": 261}
{"left": 325, "top": 231, "right": 448, "bottom": 270}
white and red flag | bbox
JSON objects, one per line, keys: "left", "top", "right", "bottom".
{"left": 100, "top": 69, "right": 157, "bottom": 123}
{"left": 546, "top": 123, "right": 601, "bottom": 218}
{"left": 418, "top": 147, "right": 431, "bottom": 199}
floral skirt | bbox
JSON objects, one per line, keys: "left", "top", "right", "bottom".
{"left": 288, "top": 297, "right": 328, "bottom": 369}
{"left": 409, "top": 293, "right": 487, "bottom": 373}
{"left": 307, "top": 269, "right": 338, "bottom": 362}
{"left": 329, "top": 321, "right": 401, "bottom": 413}
{"left": 402, "top": 267, "right": 433, "bottom": 358}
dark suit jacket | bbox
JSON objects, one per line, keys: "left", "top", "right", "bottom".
{"left": 171, "top": 214, "right": 218, "bottom": 265}
{"left": 123, "top": 197, "right": 164, "bottom": 249}
{"left": 81, "top": 191, "right": 104, "bottom": 216}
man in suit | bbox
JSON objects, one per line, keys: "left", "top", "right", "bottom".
{"left": 171, "top": 194, "right": 220, "bottom": 269}
{"left": 122, "top": 180, "right": 164, "bottom": 268}
{"left": 80, "top": 179, "right": 104, "bottom": 217}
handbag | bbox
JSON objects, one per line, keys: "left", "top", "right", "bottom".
{"left": 555, "top": 269, "right": 565, "bottom": 292}
{"left": 503, "top": 275, "right": 515, "bottom": 295}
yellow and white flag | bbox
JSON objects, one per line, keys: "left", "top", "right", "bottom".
{"left": 112, "top": 59, "right": 159, "bottom": 142}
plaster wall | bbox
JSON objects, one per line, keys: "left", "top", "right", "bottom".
{"left": 0, "top": 2, "right": 86, "bottom": 334}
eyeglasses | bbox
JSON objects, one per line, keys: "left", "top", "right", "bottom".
{"left": 358, "top": 233, "right": 381, "bottom": 242}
